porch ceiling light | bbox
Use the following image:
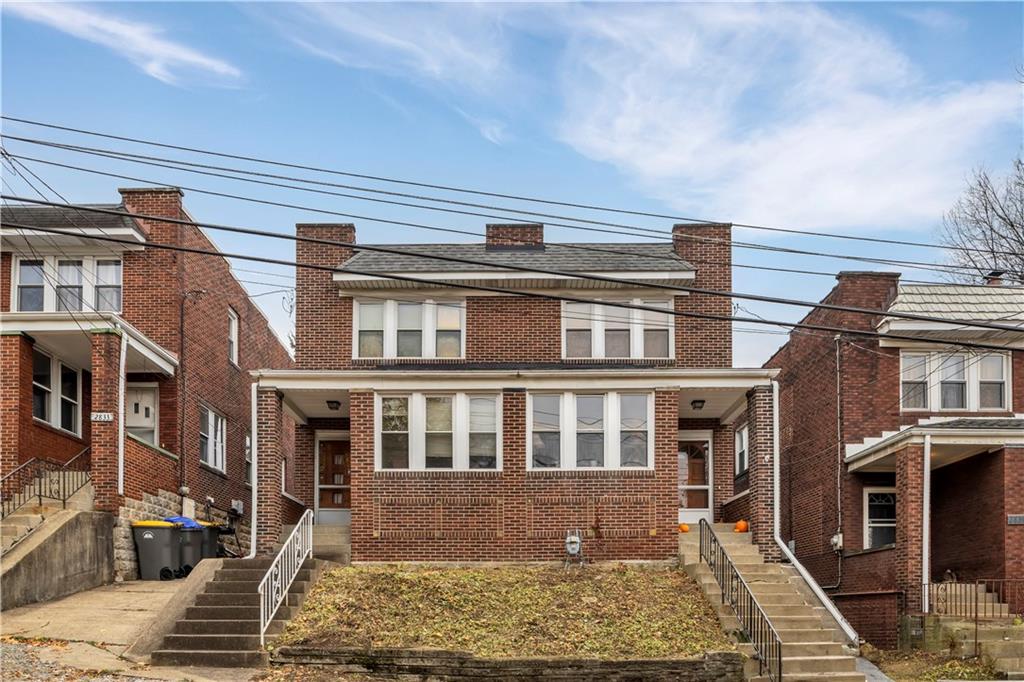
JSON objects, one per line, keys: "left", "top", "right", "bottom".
{"left": 326, "top": 400, "right": 341, "bottom": 411}
{"left": 690, "top": 399, "right": 706, "bottom": 411}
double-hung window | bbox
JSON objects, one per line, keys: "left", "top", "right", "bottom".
{"left": 31, "top": 348, "right": 81, "bottom": 434}
{"left": 13, "top": 256, "right": 122, "bottom": 312}
{"left": 562, "top": 299, "right": 673, "bottom": 359}
{"left": 900, "top": 353, "right": 929, "bottom": 410}
{"left": 435, "top": 303, "right": 462, "bottom": 358}
{"left": 939, "top": 354, "right": 967, "bottom": 409}
{"left": 735, "top": 426, "right": 749, "bottom": 477}
{"left": 199, "top": 406, "right": 227, "bottom": 472}
{"left": 56, "top": 260, "right": 84, "bottom": 312}
{"left": 377, "top": 393, "right": 501, "bottom": 471}
{"left": 602, "top": 305, "right": 631, "bottom": 358}
{"left": 17, "top": 260, "right": 45, "bottom": 311}
{"left": 32, "top": 348, "right": 52, "bottom": 421}
{"left": 358, "top": 303, "right": 385, "bottom": 357}
{"left": 94, "top": 260, "right": 122, "bottom": 312}
{"left": 979, "top": 355, "right": 1006, "bottom": 410}
{"left": 397, "top": 303, "right": 423, "bottom": 357}
{"left": 564, "top": 303, "right": 593, "bottom": 358}
{"left": 864, "top": 488, "right": 896, "bottom": 549}
{"left": 528, "top": 392, "right": 652, "bottom": 470}
{"left": 355, "top": 300, "right": 464, "bottom": 359}
{"left": 59, "top": 364, "right": 79, "bottom": 432}
{"left": 642, "top": 301, "right": 672, "bottom": 358}
{"left": 227, "top": 308, "right": 240, "bottom": 365}
{"left": 244, "top": 431, "right": 253, "bottom": 485}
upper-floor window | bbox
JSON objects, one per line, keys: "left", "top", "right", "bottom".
{"left": 31, "top": 347, "right": 81, "bottom": 435}
{"left": 863, "top": 488, "right": 896, "bottom": 549}
{"left": 199, "top": 405, "right": 227, "bottom": 472}
{"left": 376, "top": 392, "right": 500, "bottom": 471}
{"left": 900, "top": 351, "right": 1011, "bottom": 412}
{"left": 562, "top": 300, "right": 672, "bottom": 360}
{"left": 227, "top": 307, "right": 240, "bottom": 365}
{"left": 354, "top": 299, "right": 464, "bottom": 359}
{"left": 735, "top": 425, "right": 749, "bottom": 476}
{"left": 527, "top": 392, "right": 653, "bottom": 470}
{"left": 12, "top": 256, "right": 122, "bottom": 313}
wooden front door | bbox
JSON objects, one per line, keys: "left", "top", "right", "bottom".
{"left": 317, "top": 439, "right": 351, "bottom": 525}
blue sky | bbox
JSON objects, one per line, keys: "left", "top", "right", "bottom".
{"left": 2, "top": 2, "right": 1021, "bottom": 364}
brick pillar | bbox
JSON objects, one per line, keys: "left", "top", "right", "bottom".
{"left": 895, "top": 444, "right": 925, "bottom": 613}
{"left": 255, "top": 388, "right": 284, "bottom": 555}
{"left": 347, "top": 390, "right": 374, "bottom": 561}
{"left": 485, "top": 223, "right": 544, "bottom": 248}
{"left": 1005, "top": 447, "right": 1024, "bottom": 611}
{"left": 654, "top": 388, "right": 682, "bottom": 556}
{"left": 90, "top": 330, "right": 124, "bottom": 513}
{"left": 0, "top": 334, "right": 31, "bottom": 477}
{"left": 501, "top": 389, "right": 527, "bottom": 551}
{"left": 746, "top": 385, "right": 780, "bottom": 560}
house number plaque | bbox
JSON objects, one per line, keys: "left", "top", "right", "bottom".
{"left": 91, "top": 412, "right": 115, "bottom": 422}
{"left": 1009, "top": 515, "right": 1024, "bottom": 526}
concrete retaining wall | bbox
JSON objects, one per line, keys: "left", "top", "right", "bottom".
{"left": 271, "top": 646, "right": 744, "bottom": 681}
{"left": 1, "top": 509, "right": 114, "bottom": 611}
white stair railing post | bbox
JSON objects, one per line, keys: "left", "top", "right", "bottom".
{"left": 258, "top": 508, "right": 314, "bottom": 647}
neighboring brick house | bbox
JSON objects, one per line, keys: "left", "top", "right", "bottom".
{"left": 252, "top": 222, "right": 783, "bottom": 561}
{"left": 0, "top": 188, "right": 293, "bottom": 578}
{"left": 765, "top": 272, "right": 1024, "bottom": 647}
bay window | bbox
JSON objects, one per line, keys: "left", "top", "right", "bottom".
{"left": 899, "top": 351, "right": 1011, "bottom": 412}
{"left": 376, "top": 393, "right": 501, "bottom": 471}
{"left": 199, "top": 406, "right": 227, "bottom": 472}
{"left": 354, "top": 299, "right": 464, "bottom": 359}
{"left": 562, "top": 299, "right": 673, "bottom": 359}
{"left": 864, "top": 488, "right": 896, "bottom": 549}
{"left": 528, "top": 392, "right": 653, "bottom": 470}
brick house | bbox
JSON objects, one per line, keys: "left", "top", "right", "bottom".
{"left": 251, "top": 222, "right": 783, "bottom": 562}
{"left": 0, "top": 188, "right": 293, "bottom": 578}
{"left": 764, "top": 272, "right": 1024, "bottom": 647}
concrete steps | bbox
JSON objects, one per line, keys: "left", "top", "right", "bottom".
{"left": 680, "top": 529, "right": 864, "bottom": 682}
{"left": 2, "top": 480, "right": 94, "bottom": 555}
{"left": 151, "top": 557, "right": 328, "bottom": 668}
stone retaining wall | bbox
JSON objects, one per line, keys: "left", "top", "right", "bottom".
{"left": 113, "top": 489, "right": 250, "bottom": 580}
{"left": 271, "top": 646, "right": 744, "bottom": 681}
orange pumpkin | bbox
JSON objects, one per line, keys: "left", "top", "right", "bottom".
{"left": 678, "top": 523, "right": 690, "bottom": 533}
{"left": 734, "top": 519, "right": 749, "bottom": 533}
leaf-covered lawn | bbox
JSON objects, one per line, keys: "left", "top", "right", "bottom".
{"left": 277, "top": 564, "right": 730, "bottom": 659}
{"left": 874, "top": 651, "right": 1000, "bottom": 682}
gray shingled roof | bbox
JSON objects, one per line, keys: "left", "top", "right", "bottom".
{"left": 1, "top": 204, "right": 139, "bottom": 232}
{"left": 889, "top": 284, "right": 1024, "bottom": 321}
{"left": 340, "top": 243, "right": 692, "bottom": 273}
{"left": 925, "top": 418, "right": 1024, "bottom": 430}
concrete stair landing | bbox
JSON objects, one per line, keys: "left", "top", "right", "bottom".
{"left": 280, "top": 523, "right": 350, "bottom": 564}
{"left": 1, "top": 481, "right": 94, "bottom": 555}
{"left": 680, "top": 525, "right": 865, "bottom": 682}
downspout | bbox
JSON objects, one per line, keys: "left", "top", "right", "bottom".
{"left": 117, "top": 330, "right": 128, "bottom": 496}
{"left": 922, "top": 434, "right": 931, "bottom": 613}
{"left": 246, "top": 380, "right": 258, "bottom": 558}
{"left": 178, "top": 293, "right": 187, "bottom": 493}
{"left": 772, "top": 379, "right": 860, "bottom": 645}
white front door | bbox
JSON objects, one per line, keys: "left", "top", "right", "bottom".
{"left": 678, "top": 439, "right": 712, "bottom": 525}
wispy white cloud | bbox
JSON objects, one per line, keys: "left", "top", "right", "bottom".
{"left": 894, "top": 7, "right": 968, "bottom": 32}
{"left": 4, "top": 2, "right": 241, "bottom": 86}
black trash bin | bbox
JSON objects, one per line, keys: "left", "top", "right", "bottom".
{"left": 179, "top": 527, "right": 205, "bottom": 576}
{"left": 131, "top": 520, "right": 180, "bottom": 580}
{"left": 197, "top": 520, "right": 221, "bottom": 558}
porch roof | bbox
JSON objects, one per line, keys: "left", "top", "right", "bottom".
{"left": 845, "top": 416, "right": 1024, "bottom": 472}
{"left": 1, "top": 311, "right": 178, "bottom": 375}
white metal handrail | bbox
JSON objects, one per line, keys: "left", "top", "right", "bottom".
{"left": 258, "top": 509, "right": 313, "bottom": 646}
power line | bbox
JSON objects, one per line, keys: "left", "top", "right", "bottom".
{"left": 5, "top": 197, "right": 1022, "bottom": 334}
{"left": 3, "top": 220, "right": 1018, "bottom": 354}
{"left": 4, "top": 116, "right": 1016, "bottom": 260}
{"left": 4, "top": 145, "right": 1006, "bottom": 281}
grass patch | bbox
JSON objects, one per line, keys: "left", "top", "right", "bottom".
{"left": 277, "top": 564, "right": 730, "bottom": 659}
{"left": 875, "top": 651, "right": 1000, "bottom": 681}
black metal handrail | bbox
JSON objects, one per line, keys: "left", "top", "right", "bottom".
{"left": 699, "top": 519, "right": 783, "bottom": 682}
{"left": 925, "top": 579, "right": 1024, "bottom": 656}
{"left": 1, "top": 447, "right": 91, "bottom": 519}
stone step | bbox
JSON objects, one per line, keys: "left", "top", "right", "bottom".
{"left": 995, "top": 658, "right": 1024, "bottom": 674}
{"left": 777, "top": 628, "right": 843, "bottom": 643}
{"left": 749, "top": 582, "right": 801, "bottom": 595}
{"left": 213, "top": 568, "right": 312, "bottom": 582}
{"left": 204, "top": 579, "right": 310, "bottom": 595}
{"left": 174, "top": 619, "right": 285, "bottom": 635}
{"left": 194, "top": 591, "right": 303, "bottom": 607}
{"left": 755, "top": 593, "right": 810, "bottom": 606}
{"left": 765, "top": 616, "right": 829, "bottom": 630}
{"left": 783, "top": 656, "right": 858, "bottom": 674}
{"left": 150, "top": 649, "right": 269, "bottom": 668}
{"left": 162, "top": 634, "right": 269, "bottom": 650}
{"left": 184, "top": 604, "right": 297, "bottom": 621}
{"left": 976, "top": 626, "right": 1024, "bottom": 641}
{"left": 760, "top": 604, "right": 820, "bottom": 617}
{"left": 985, "top": 641, "right": 1024, "bottom": 657}
{"left": 782, "top": 642, "right": 848, "bottom": 657}
{"left": 749, "top": 673, "right": 865, "bottom": 682}
{"left": 220, "top": 558, "right": 319, "bottom": 570}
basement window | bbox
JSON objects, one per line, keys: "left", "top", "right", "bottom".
{"left": 863, "top": 488, "right": 896, "bottom": 549}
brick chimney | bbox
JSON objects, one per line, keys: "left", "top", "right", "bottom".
{"left": 294, "top": 223, "right": 356, "bottom": 369}
{"left": 985, "top": 270, "right": 1005, "bottom": 286}
{"left": 118, "top": 187, "right": 184, "bottom": 241}
{"left": 485, "top": 223, "right": 544, "bottom": 250}
{"left": 671, "top": 223, "right": 733, "bottom": 368}
{"left": 832, "top": 271, "right": 901, "bottom": 331}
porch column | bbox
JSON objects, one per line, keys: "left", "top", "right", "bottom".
{"left": 90, "top": 330, "right": 124, "bottom": 513}
{"left": 746, "top": 385, "right": 779, "bottom": 560}
{"left": 255, "top": 388, "right": 284, "bottom": 556}
{"left": 0, "top": 333, "right": 31, "bottom": 477}
{"left": 895, "top": 444, "right": 926, "bottom": 613}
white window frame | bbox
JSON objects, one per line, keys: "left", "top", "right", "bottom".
{"left": 898, "top": 351, "right": 1012, "bottom": 413}
{"left": 863, "top": 487, "right": 897, "bottom": 550}
{"left": 125, "top": 382, "right": 159, "bottom": 446}
{"left": 374, "top": 392, "right": 502, "bottom": 471}
{"left": 30, "top": 346, "right": 82, "bottom": 436}
{"left": 244, "top": 430, "right": 252, "bottom": 486}
{"left": 735, "top": 425, "right": 749, "bottom": 476}
{"left": 11, "top": 255, "right": 122, "bottom": 313}
{"left": 227, "top": 307, "right": 240, "bottom": 366}
{"left": 525, "top": 392, "right": 654, "bottom": 471}
{"left": 199, "top": 405, "right": 227, "bottom": 472}
{"left": 560, "top": 299, "right": 674, "bottom": 360}
{"left": 353, "top": 299, "right": 466, "bottom": 359}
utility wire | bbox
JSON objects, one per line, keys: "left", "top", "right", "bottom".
{"left": 3, "top": 116, "right": 1016, "bottom": 260}
{"left": 5, "top": 197, "right": 1022, "bottom": 334}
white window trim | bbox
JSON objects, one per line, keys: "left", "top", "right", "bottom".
{"left": 353, "top": 299, "right": 466, "bottom": 359}
{"left": 863, "top": 486, "right": 897, "bottom": 550}
{"left": 11, "top": 255, "right": 122, "bottom": 313}
{"left": 560, "top": 299, "right": 674, "bottom": 360}
{"left": 31, "top": 346, "right": 83, "bottom": 436}
{"left": 125, "top": 381, "right": 159, "bottom": 446}
{"left": 228, "top": 307, "right": 240, "bottom": 366}
{"left": 899, "top": 351, "right": 1012, "bottom": 413}
{"left": 244, "top": 430, "right": 252, "bottom": 486}
{"left": 199, "top": 404, "right": 227, "bottom": 473}
{"left": 374, "top": 392, "right": 502, "bottom": 471}
{"left": 525, "top": 391, "right": 655, "bottom": 471}
{"left": 735, "top": 425, "right": 749, "bottom": 476}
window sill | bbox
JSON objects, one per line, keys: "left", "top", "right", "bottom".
{"left": 844, "top": 544, "right": 896, "bottom": 558}
{"left": 31, "top": 417, "right": 84, "bottom": 442}
{"left": 562, "top": 357, "right": 675, "bottom": 365}
{"left": 526, "top": 468, "right": 655, "bottom": 478}
{"left": 353, "top": 357, "right": 466, "bottom": 365}
{"left": 282, "top": 491, "right": 305, "bottom": 505}
{"left": 374, "top": 469, "right": 502, "bottom": 478}
{"left": 720, "top": 489, "right": 750, "bottom": 507}
{"left": 199, "top": 462, "right": 229, "bottom": 479}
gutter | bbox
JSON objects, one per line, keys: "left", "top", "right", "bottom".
{"left": 772, "top": 379, "right": 860, "bottom": 646}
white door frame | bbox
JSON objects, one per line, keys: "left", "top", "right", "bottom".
{"left": 677, "top": 429, "right": 714, "bottom": 525}
{"left": 314, "top": 430, "right": 351, "bottom": 525}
